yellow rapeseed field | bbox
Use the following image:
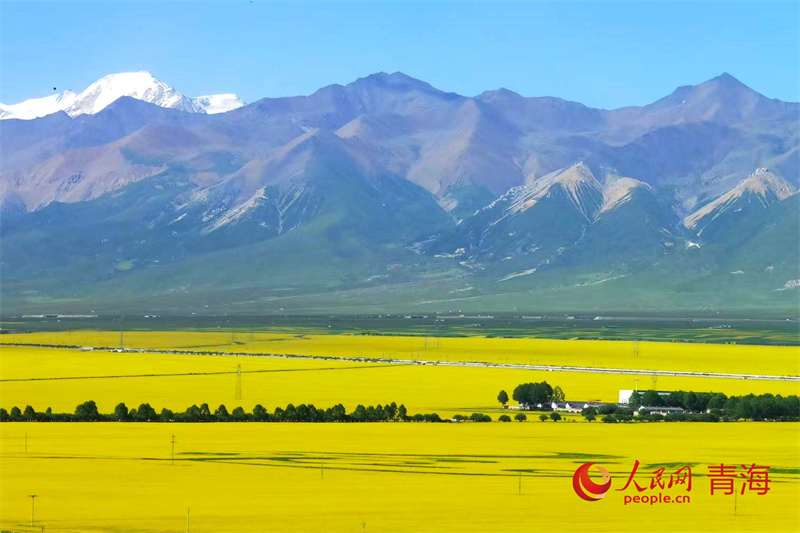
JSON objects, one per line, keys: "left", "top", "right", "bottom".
{"left": 1, "top": 422, "right": 798, "bottom": 533}
{"left": 2, "top": 330, "right": 799, "bottom": 376}
{"left": 1, "top": 333, "right": 798, "bottom": 533}
{"left": 1, "top": 346, "right": 798, "bottom": 416}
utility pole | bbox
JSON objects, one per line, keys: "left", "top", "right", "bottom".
{"left": 361, "top": 521, "right": 366, "bottom": 533}
{"left": 29, "top": 495, "right": 37, "bottom": 527}
{"left": 518, "top": 472, "right": 522, "bottom": 495}
{"left": 120, "top": 325, "right": 124, "bottom": 350}
{"left": 171, "top": 435, "right": 175, "bottom": 466}
{"left": 320, "top": 454, "right": 324, "bottom": 479}
{"left": 186, "top": 507, "right": 190, "bottom": 533}
{"left": 25, "top": 432, "right": 27, "bottom": 453}
{"left": 235, "top": 365, "right": 242, "bottom": 400}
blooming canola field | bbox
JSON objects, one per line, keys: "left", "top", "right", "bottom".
{"left": 1, "top": 331, "right": 799, "bottom": 533}
{"left": 3, "top": 329, "right": 799, "bottom": 376}
{"left": 1, "top": 423, "right": 799, "bottom": 533}
{"left": 1, "top": 346, "right": 799, "bottom": 416}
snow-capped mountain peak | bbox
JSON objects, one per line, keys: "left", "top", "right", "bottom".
{"left": 0, "top": 71, "right": 245, "bottom": 120}
{"left": 190, "top": 93, "right": 246, "bottom": 114}
{"left": 64, "top": 71, "right": 197, "bottom": 116}
{"left": 0, "top": 90, "right": 78, "bottom": 120}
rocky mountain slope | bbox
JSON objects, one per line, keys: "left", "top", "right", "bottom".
{"left": 1, "top": 72, "right": 797, "bottom": 315}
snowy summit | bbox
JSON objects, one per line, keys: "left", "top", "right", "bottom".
{"left": 0, "top": 71, "right": 245, "bottom": 120}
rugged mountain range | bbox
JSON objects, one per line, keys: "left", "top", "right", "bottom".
{"left": 0, "top": 71, "right": 244, "bottom": 120}
{"left": 0, "top": 72, "right": 797, "bottom": 315}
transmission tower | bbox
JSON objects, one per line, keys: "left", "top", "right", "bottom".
{"left": 652, "top": 371, "right": 658, "bottom": 390}
{"left": 633, "top": 340, "right": 640, "bottom": 358}
{"left": 235, "top": 364, "right": 242, "bottom": 400}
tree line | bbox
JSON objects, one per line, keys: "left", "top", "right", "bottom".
{"left": 0, "top": 401, "right": 459, "bottom": 423}
{"left": 494, "top": 380, "right": 798, "bottom": 423}
{"left": 628, "top": 390, "right": 800, "bottom": 419}
{"left": 582, "top": 391, "right": 799, "bottom": 423}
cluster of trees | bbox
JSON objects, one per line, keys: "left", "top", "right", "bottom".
{"left": 0, "top": 401, "right": 454, "bottom": 423}
{"left": 628, "top": 390, "right": 724, "bottom": 412}
{"left": 499, "top": 382, "right": 565, "bottom": 408}
{"left": 580, "top": 405, "right": 634, "bottom": 423}
{"left": 630, "top": 391, "right": 800, "bottom": 421}
{"left": 581, "top": 392, "right": 800, "bottom": 423}
{"left": 454, "top": 413, "right": 492, "bottom": 422}
{"left": 498, "top": 414, "right": 529, "bottom": 422}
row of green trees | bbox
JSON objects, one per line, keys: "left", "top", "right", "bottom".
{"left": 627, "top": 391, "right": 800, "bottom": 420}
{"left": 581, "top": 392, "right": 800, "bottom": 423}
{"left": 498, "top": 413, "right": 530, "bottom": 422}
{"left": 0, "top": 401, "right": 454, "bottom": 423}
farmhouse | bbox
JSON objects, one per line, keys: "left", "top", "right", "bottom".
{"left": 510, "top": 403, "right": 545, "bottom": 410}
{"left": 635, "top": 406, "right": 687, "bottom": 416}
{"left": 508, "top": 402, "right": 550, "bottom": 411}
{"left": 550, "top": 401, "right": 599, "bottom": 413}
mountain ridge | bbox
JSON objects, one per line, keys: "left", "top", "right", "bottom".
{"left": 1, "top": 71, "right": 798, "bottom": 315}
{"left": 0, "top": 71, "right": 245, "bottom": 120}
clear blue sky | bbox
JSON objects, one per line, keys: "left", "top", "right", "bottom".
{"left": 2, "top": 1, "right": 798, "bottom": 108}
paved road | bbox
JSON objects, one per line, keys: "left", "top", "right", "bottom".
{"left": 3, "top": 342, "right": 799, "bottom": 382}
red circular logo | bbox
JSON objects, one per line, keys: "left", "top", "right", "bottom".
{"left": 573, "top": 462, "right": 612, "bottom": 501}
